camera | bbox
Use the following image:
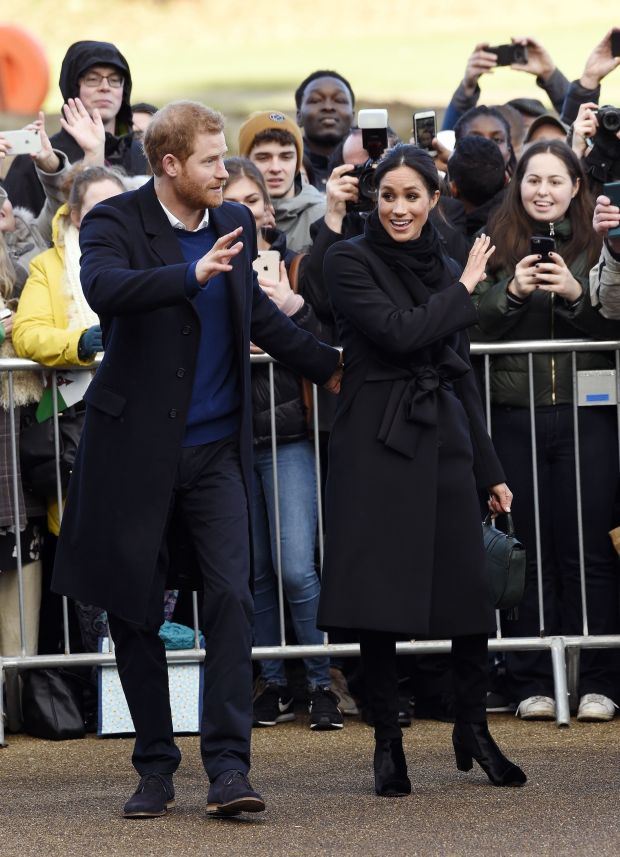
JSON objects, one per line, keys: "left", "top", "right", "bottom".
{"left": 346, "top": 109, "right": 389, "bottom": 213}
{"left": 587, "top": 105, "right": 620, "bottom": 183}
{"left": 597, "top": 106, "right": 620, "bottom": 136}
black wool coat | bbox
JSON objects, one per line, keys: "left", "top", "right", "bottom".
{"left": 317, "top": 235, "right": 505, "bottom": 638}
{"left": 52, "top": 180, "right": 339, "bottom": 624}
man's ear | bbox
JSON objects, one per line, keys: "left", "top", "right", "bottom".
{"left": 296, "top": 108, "right": 303, "bottom": 128}
{"left": 161, "top": 153, "right": 179, "bottom": 178}
{"left": 449, "top": 180, "right": 460, "bottom": 199}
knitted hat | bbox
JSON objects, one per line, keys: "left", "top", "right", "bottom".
{"left": 238, "top": 111, "right": 304, "bottom": 172}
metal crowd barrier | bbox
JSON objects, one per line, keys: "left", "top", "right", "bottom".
{"left": 1, "top": 340, "right": 620, "bottom": 746}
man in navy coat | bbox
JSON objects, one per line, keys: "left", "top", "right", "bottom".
{"left": 52, "top": 100, "right": 341, "bottom": 818}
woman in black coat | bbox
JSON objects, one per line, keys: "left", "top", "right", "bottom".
{"left": 317, "top": 145, "right": 526, "bottom": 796}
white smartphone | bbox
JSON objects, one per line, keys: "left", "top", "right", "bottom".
{"left": 0, "top": 308, "right": 12, "bottom": 320}
{"left": 1, "top": 129, "right": 42, "bottom": 156}
{"left": 413, "top": 111, "right": 437, "bottom": 153}
{"left": 253, "top": 250, "right": 280, "bottom": 281}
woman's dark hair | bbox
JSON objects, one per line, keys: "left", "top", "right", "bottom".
{"left": 486, "top": 139, "right": 601, "bottom": 272}
{"left": 224, "top": 156, "right": 271, "bottom": 205}
{"left": 454, "top": 105, "right": 517, "bottom": 176}
{"left": 374, "top": 143, "right": 440, "bottom": 197}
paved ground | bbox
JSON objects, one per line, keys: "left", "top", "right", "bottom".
{"left": 1, "top": 714, "right": 620, "bottom": 857}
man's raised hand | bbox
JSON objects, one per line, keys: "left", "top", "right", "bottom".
{"left": 195, "top": 227, "right": 244, "bottom": 284}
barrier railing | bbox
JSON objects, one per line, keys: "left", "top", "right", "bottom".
{"left": 1, "top": 340, "right": 620, "bottom": 744}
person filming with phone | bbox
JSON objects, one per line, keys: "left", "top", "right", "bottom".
{"left": 472, "top": 140, "right": 620, "bottom": 723}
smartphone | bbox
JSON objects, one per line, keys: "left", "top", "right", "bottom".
{"left": 603, "top": 181, "right": 620, "bottom": 237}
{"left": 0, "top": 308, "right": 11, "bottom": 320}
{"left": 530, "top": 236, "right": 556, "bottom": 262}
{"left": 488, "top": 43, "right": 528, "bottom": 66}
{"left": 611, "top": 29, "right": 620, "bottom": 58}
{"left": 0, "top": 129, "right": 42, "bottom": 156}
{"left": 253, "top": 250, "right": 280, "bottom": 281}
{"left": 413, "top": 111, "right": 437, "bottom": 152}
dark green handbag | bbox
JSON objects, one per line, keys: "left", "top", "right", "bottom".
{"left": 482, "top": 512, "right": 526, "bottom": 612}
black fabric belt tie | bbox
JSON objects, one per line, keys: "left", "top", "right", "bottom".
{"left": 375, "top": 348, "right": 470, "bottom": 459}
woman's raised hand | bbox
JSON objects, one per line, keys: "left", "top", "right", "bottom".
{"left": 460, "top": 233, "right": 495, "bottom": 293}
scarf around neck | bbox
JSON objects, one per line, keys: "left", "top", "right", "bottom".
{"left": 364, "top": 208, "right": 447, "bottom": 293}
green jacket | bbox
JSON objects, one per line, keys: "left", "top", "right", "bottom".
{"left": 471, "top": 217, "right": 618, "bottom": 407}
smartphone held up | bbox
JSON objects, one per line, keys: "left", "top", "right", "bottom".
{"left": 413, "top": 111, "right": 437, "bottom": 154}
{"left": 0, "top": 129, "right": 42, "bottom": 156}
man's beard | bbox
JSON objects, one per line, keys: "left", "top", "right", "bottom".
{"left": 177, "top": 169, "right": 223, "bottom": 210}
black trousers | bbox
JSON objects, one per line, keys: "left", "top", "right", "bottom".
{"left": 108, "top": 435, "right": 254, "bottom": 780}
{"left": 359, "top": 632, "right": 488, "bottom": 740}
{"left": 492, "top": 405, "right": 620, "bottom": 700}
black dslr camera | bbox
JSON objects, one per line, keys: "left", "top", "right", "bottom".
{"left": 597, "top": 105, "right": 620, "bottom": 139}
{"left": 587, "top": 106, "right": 620, "bottom": 184}
{"left": 346, "top": 109, "right": 389, "bottom": 214}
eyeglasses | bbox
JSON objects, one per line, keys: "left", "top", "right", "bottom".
{"left": 80, "top": 72, "right": 124, "bottom": 89}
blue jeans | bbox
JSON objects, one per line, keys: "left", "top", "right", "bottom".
{"left": 252, "top": 440, "right": 330, "bottom": 689}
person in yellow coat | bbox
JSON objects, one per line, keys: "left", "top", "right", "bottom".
{"left": 13, "top": 164, "right": 126, "bottom": 668}
{"left": 14, "top": 164, "right": 126, "bottom": 530}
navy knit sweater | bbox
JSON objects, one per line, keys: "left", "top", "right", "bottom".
{"left": 176, "top": 225, "right": 240, "bottom": 446}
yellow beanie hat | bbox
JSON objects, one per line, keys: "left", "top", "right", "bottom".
{"left": 238, "top": 111, "right": 304, "bottom": 173}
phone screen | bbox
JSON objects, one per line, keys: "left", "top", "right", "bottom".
{"left": 415, "top": 115, "right": 436, "bottom": 151}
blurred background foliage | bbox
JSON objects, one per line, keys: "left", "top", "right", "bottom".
{"left": 1, "top": 0, "right": 620, "bottom": 145}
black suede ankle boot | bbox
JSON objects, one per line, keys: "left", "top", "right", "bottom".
{"left": 373, "top": 738, "right": 411, "bottom": 796}
{"left": 452, "top": 721, "right": 527, "bottom": 787}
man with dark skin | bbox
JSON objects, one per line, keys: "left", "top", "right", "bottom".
{"left": 295, "top": 70, "right": 355, "bottom": 190}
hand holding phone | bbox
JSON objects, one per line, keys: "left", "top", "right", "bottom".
{"left": 487, "top": 43, "right": 528, "bottom": 67}
{"left": 530, "top": 235, "right": 556, "bottom": 262}
{"left": 253, "top": 250, "right": 280, "bottom": 282}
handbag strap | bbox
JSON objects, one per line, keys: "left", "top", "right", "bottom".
{"left": 483, "top": 511, "right": 516, "bottom": 537}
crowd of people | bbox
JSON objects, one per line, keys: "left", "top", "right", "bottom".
{"left": 1, "top": 28, "right": 620, "bottom": 813}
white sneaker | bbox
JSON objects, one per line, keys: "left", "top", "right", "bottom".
{"left": 577, "top": 694, "right": 618, "bottom": 722}
{"left": 516, "top": 695, "right": 556, "bottom": 720}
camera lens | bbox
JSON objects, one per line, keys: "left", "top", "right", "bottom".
{"left": 358, "top": 166, "right": 378, "bottom": 202}
{"left": 601, "top": 108, "right": 620, "bottom": 133}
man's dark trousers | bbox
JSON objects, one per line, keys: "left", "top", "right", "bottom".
{"left": 108, "top": 435, "right": 253, "bottom": 780}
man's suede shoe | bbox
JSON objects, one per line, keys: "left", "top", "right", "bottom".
{"left": 123, "top": 773, "right": 175, "bottom": 818}
{"left": 206, "top": 770, "right": 265, "bottom": 815}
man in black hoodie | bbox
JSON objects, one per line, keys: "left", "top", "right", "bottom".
{"left": 3, "top": 40, "right": 147, "bottom": 214}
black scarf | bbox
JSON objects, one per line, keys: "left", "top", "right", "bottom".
{"left": 363, "top": 208, "right": 447, "bottom": 296}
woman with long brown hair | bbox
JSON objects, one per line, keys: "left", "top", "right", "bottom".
{"left": 473, "top": 139, "right": 620, "bottom": 723}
